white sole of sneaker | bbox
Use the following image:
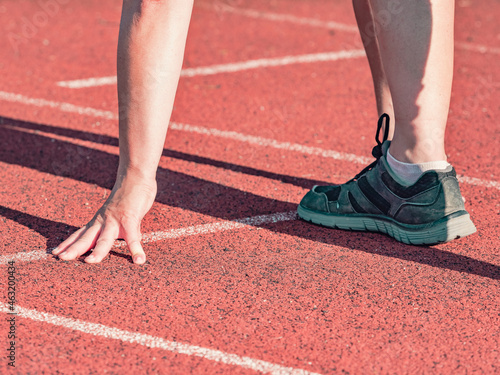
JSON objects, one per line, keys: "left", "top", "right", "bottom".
{"left": 297, "top": 205, "right": 477, "bottom": 245}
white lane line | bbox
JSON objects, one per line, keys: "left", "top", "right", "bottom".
{"left": 53, "top": 44, "right": 499, "bottom": 91}
{"left": 455, "top": 41, "right": 500, "bottom": 55}
{"left": 56, "top": 76, "right": 118, "bottom": 89}
{"left": 182, "top": 49, "right": 365, "bottom": 76}
{"left": 54, "top": 44, "right": 499, "bottom": 90}
{"left": 138, "top": 211, "right": 296, "bottom": 245}
{"left": 203, "top": 3, "right": 500, "bottom": 56}
{"left": 169, "top": 122, "right": 372, "bottom": 165}
{"left": 0, "top": 303, "right": 321, "bottom": 375}
{"left": 457, "top": 175, "right": 500, "bottom": 190}
{"left": 0, "top": 250, "right": 50, "bottom": 265}
{"left": 199, "top": 1, "right": 358, "bottom": 32}
{"left": 0, "top": 91, "right": 498, "bottom": 190}
{"left": 0, "top": 91, "right": 117, "bottom": 119}
{"left": 169, "top": 125, "right": 498, "bottom": 188}
{"left": 56, "top": 49, "right": 365, "bottom": 88}
{"left": 1, "top": 212, "right": 297, "bottom": 264}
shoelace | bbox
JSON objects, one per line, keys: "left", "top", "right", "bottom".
{"left": 348, "top": 113, "right": 391, "bottom": 182}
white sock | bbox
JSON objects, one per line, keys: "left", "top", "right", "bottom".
{"left": 387, "top": 148, "right": 450, "bottom": 185}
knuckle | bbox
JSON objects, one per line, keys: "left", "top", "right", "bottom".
{"left": 95, "top": 237, "right": 114, "bottom": 247}
{"left": 127, "top": 238, "right": 141, "bottom": 246}
{"left": 128, "top": 239, "right": 142, "bottom": 249}
{"left": 127, "top": 240, "right": 144, "bottom": 255}
{"left": 121, "top": 214, "right": 140, "bottom": 228}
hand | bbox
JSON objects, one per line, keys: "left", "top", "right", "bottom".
{"left": 53, "top": 171, "right": 157, "bottom": 264}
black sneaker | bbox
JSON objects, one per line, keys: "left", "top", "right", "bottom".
{"left": 297, "top": 114, "right": 476, "bottom": 245}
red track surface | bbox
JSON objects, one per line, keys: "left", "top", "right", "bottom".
{"left": 1, "top": 0, "right": 499, "bottom": 374}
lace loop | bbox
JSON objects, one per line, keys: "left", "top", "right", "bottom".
{"left": 349, "top": 114, "right": 391, "bottom": 182}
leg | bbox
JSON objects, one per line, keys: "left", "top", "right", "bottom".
{"left": 298, "top": 0, "right": 475, "bottom": 244}
{"left": 353, "top": 0, "right": 394, "bottom": 131}
{"left": 369, "top": 0, "right": 454, "bottom": 163}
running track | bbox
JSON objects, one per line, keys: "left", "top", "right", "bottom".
{"left": 0, "top": 0, "right": 499, "bottom": 373}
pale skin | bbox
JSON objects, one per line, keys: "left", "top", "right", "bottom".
{"left": 352, "top": 0, "right": 395, "bottom": 133}
{"left": 53, "top": 0, "right": 454, "bottom": 264}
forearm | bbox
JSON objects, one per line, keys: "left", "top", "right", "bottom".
{"left": 117, "top": 0, "right": 194, "bottom": 180}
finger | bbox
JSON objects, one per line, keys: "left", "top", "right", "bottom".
{"left": 122, "top": 220, "right": 146, "bottom": 265}
{"left": 58, "top": 224, "right": 102, "bottom": 260}
{"left": 85, "top": 223, "right": 118, "bottom": 264}
{"left": 52, "top": 226, "right": 87, "bottom": 255}
{"left": 128, "top": 239, "right": 146, "bottom": 265}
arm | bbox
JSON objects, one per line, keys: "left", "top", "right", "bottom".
{"left": 53, "top": 0, "right": 194, "bottom": 264}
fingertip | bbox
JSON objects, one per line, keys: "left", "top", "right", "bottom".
{"left": 57, "top": 252, "right": 72, "bottom": 261}
{"left": 53, "top": 241, "right": 73, "bottom": 256}
{"left": 128, "top": 240, "right": 146, "bottom": 265}
{"left": 84, "top": 256, "right": 103, "bottom": 264}
{"left": 53, "top": 225, "right": 95, "bottom": 258}
{"left": 133, "top": 254, "right": 146, "bottom": 265}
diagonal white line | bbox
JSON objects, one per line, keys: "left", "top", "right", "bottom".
{"left": 138, "top": 211, "right": 297, "bottom": 245}
{"left": 0, "top": 303, "right": 321, "bottom": 375}
{"left": 1, "top": 212, "right": 297, "bottom": 264}
{"left": 0, "top": 250, "right": 50, "bottom": 265}
{"left": 56, "top": 49, "right": 365, "bottom": 88}
{"left": 169, "top": 122, "right": 372, "bottom": 164}
{"left": 200, "top": 1, "right": 358, "bottom": 32}
{"left": 180, "top": 50, "right": 365, "bottom": 77}
{"left": 51, "top": 4, "right": 500, "bottom": 89}
{"left": 0, "top": 91, "right": 117, "bottom": 119}
{"left": 202, "top": 3, "right": 500, "bottom": 56}
{"left": 456, "top": 175, "right": 500, "bottom": 190}
{"left": 0, "top": 91, "right": 498, "bottom": 190}
{"left": 455, "top": 42, "right": 500, "bottom": 55}
{"left": 56, "top": 76, "right": 118, "bottom": 89}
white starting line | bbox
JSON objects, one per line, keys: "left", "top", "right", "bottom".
{"left": 0, "top": 250, "right": 51, "bottom": 265}
{"left": 56, "top": 49, "right": 366, "bottom": 89}
{"left": 0, "top": 303, "right": 321, "bottom": 375}
{"left": 0, "top": 4, "right": 496, "bottom": 374}
{"left": 205, "top": 3, "right": 500, "bottom": 56}
{"left": 0, "top": 90, "right": 498, "bottom": 190}
{"left": 0, "top": 91, "right": 117, "bottom": 119}
{"left": 54, "top": 4, "right": 500, "bottom": 89}
{"left": 0, "top": 211, "right": 297, "bottom": 265}
{"left": 200, "top": 1, "right": 358, "bottom": 32}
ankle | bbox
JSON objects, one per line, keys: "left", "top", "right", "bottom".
{"left": 389, "top": 135, "right": 447, "bottom": 163}
{"left": 387, "top": 148, "right": 450, "bottom": 185}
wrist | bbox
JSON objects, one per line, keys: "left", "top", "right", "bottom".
{"left": 117, "top": 162, "right": 157, "bottom": 186}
